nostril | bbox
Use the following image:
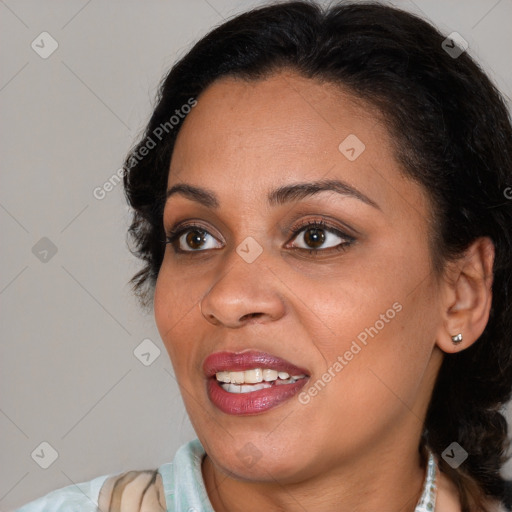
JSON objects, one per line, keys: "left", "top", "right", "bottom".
{"left": 240, "top": 312, "right": 264, "bottom": 322}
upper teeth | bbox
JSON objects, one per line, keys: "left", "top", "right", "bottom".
{"left": 215, "top": 368, "right": 305, "bottom": 384}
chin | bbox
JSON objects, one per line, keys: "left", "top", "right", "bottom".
{"left": 202, "top": 431, "right": 317, "bottom": 484}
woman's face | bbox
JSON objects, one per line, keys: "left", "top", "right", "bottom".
{"left": 154, "top": 71, "right": 444, "bottom": 482}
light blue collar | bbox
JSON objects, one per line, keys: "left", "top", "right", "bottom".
{"left": 161, "top": 440, "right": 437, "bottom": 511}
{"left": 415, "top": 448, "right": 438, "bottom": 512}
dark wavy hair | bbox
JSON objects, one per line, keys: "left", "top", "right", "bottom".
{"left": 122, "top": 1, "right": 512, "bottom": 509}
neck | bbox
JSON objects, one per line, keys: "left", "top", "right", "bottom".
{"left": 202, "top": 429, "right": 427, "bottom": 512}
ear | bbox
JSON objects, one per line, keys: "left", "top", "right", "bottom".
{"left": 435, "top": 237, "right": 494, "bottom": 354}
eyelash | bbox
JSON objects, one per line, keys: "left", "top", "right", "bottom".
{"left": 165, "top": 219, "right": 355, "bottom": 256}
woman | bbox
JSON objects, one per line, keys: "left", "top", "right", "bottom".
{"left": 16, "top": 1, "right": 512, "bottom": 511}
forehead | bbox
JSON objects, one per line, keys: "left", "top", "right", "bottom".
{"left": 171, "top": 71, "right": 382, "bottom": 174}
{"left": 167, "top": 70, "right": 428, "bottom": 222}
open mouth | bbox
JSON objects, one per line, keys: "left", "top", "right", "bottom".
{"left": 215, "top": 368, "right": 307, "bottom": 394}
{"left": 203, "top": 350, "right": 309, "bottom": 415}
{"left": 203, "top": 351, "right": 310, "bottom": 415}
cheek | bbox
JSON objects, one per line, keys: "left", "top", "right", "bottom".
{"left": 279, "top": 253, "right": 412, "bottom": 354}
{"left": 154, "top": 270, "right": 175, "bottom": 340}
{"left": 153, "top": 265, "right": 203, "bottom": 365}
{"left": 329, "top": 281, "right": 436, "bottom": 412}
{"left": 287, "top": 237, "right": 437, "bottom": 389}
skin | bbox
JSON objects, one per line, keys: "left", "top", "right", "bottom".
{"left": 153, "top": 71, "right": 494, "bottom": 511}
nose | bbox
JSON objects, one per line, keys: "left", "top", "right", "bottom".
{"left": 199, "top": 254, "right": 286, "bottom": 328}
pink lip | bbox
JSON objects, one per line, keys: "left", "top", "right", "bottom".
{"left": 203, "top": 350, "right": 310, "bottom": 416}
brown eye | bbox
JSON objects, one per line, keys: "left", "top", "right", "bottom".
{"left": 303, "top": 228, "right": 326, "bottom": 248}
{"left": 185, "top": 230, "right": 207, "bottom": 249}
{"left": 289, "top": 222, "right": 352, "bottom": 252}
{"left": 166, "top": 226, "right": 222, "bottom": 252}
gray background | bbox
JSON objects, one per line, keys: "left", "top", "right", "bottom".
{"left": 1, "top": 0, "right": 511, "bottom": 510}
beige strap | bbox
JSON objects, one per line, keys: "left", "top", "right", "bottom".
{"left": 98, "top": 469, "right": 166, "bottom": 512}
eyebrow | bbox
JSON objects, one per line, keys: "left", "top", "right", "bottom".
{"left": 165, "top": 179, "right": 379, "bottom": 210}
